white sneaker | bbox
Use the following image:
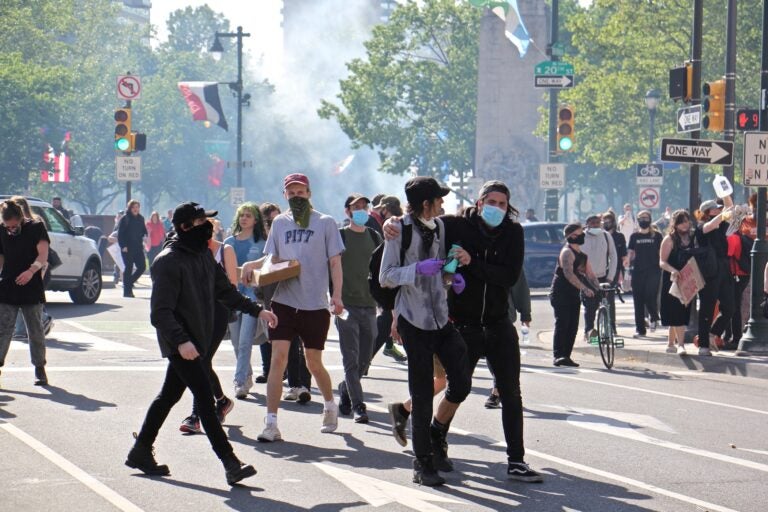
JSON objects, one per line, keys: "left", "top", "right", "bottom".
{"left": 234, "top": 375, "right": 253, "bottom": 400}
{"left": 677, "top": 345, "right": 687, "bottom": 355}
{"left": 321, "top": 405, "right": 338, "bottom": 433}
{"left": 283, "top": 387, "right": 299, "bottom": 401}
{"left": 257, "top": 422, "right": 282, "bottom": 442}
{"left": 665, "top": 346, "right": 677, "bottom": 354}
{"left": 650, "top": 321, "right": 657, "bottom": 333}
{"left": 698, "top": 347, "right": 712, "bottom": 356}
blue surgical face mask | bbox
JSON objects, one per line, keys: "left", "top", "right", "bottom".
{"left": 351, "top": 209, "right": 369, "bottom": 227}
{"left": 480, "top": 204, "right": 505, "bottom": 228}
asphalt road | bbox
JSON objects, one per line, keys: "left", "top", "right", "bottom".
{"left": 1, "top": 280, "right": 766, "bottom": 512}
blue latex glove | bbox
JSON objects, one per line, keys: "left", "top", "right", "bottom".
{"left": 451, "top": 273, "right": 466, "bottom": 294}
{"left": 416, "top": 258, "right": 444, "bottom": 276}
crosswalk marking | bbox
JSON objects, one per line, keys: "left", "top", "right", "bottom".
{"left": 12, "top": 332, "right": 146, "bottom": 352}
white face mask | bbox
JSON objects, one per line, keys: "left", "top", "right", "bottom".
{"left": 587, "top": 227, "right": 602, "bottom": 235}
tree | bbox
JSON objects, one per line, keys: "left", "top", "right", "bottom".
{"left": 318, "top": 0, "right": 480, "bottom": 179}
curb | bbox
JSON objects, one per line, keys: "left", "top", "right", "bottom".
{"left": 534, "top": 330, "right": 768, "bottom": 380}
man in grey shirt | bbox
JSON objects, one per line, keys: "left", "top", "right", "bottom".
{"left": 380, "top": 177, "right": 471, "bottom": 487}
{"left": 582, "top": 214, "right": 618, "bottom": 341}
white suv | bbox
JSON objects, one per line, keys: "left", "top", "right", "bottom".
{"left": 1, "top": 196, "right": 102, "bottom": 304}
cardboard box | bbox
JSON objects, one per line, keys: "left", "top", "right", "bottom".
{"left": 238, "top": 257, "right": 301, "bottom": 287}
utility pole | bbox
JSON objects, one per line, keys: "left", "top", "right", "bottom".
{"left": 739, "top": 0, "right": 768, "bottom": 353}
{"left": 688, "top": 0, "right": 703, "bottom": 213}
{"left": 545, "top": 0, "right": 560, "bottom": 222}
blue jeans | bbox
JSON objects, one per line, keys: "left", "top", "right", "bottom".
{"left": 229, "top": 310, "right": 261, "bottom": 386}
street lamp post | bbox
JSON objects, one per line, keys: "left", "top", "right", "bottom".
{"left": 210, "top": 26, "right": 250, "bottom": 188}
{"left": 644, "top": 89, "right": 661, "bottom": 163}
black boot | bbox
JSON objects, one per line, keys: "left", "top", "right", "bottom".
{"left": 34, "top": 366, "right": 48, "bottom": 386}
{"left": 430, "top": 424, "right": 454, "bottom": 472}
{"left": 412, "top": 457, "right": 445, "bottom": 487}
{"left": 125, "top": 433, "right": 170, "bottom": 476}
{"left": 223, "top": 454, "right": 257, "bottom": 485}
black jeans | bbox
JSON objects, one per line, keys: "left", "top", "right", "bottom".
{"left": 121, "top": 245, "right": 146, "bottom": 292}
{"left": 698, "top": 259, "right": 735, "bottom": 345}
{"left": 136, "top": 354, "right": 233, "bottom": 460}
{"left": 287, "top": 336, "right": 311, "bottom": 389}
{"left": 191, "top": 303, "right": 228, "bottom": 417}
{"left": 397, "top": 316, "right": 471, "bottom": 460}
{"left": 582, "top": 278, "right": 614, "bottom": 333}
{"left": 632, "top": 270, "right": 660, "bottom": 333}
{"left": 457, "top": 318, "right": 525, "bottom": 462}
{"left": 551, "top": 293, "right": 581, "bottom": 360}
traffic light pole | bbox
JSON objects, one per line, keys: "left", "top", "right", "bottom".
{"left": 545, "top": 0, "right": 560, "bottom": 222}
{"left": 125, "top": 99, "right": 132, "bottom": 206}
{"left": 722, "top": 0, "right": 737, "bottom": 185}
{"left": 738, "top": 0, "right": 768, "bottom": 353}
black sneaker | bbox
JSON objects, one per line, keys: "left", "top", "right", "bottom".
{"left": 179, "top": 415, "right": 201, "bottom": 434}
{"left": 254, "top": 374, "right": 268, "bottom": 384}
{"left": 34, "top": 366, "right": 48, "bottom": 386}
{"left": 484, "top": 392, "right": 500, "bottom": 409}
{"left": 554, "top": 357, "right": 579, "bottom": 367}
{"left": 338, "top": 381, "right": 352, "bottom": 415}
{"left": 412, "top": 457, "right": 445, "bottom": 487}
{"left": 353, "top": 404, "right": 369, "bottom": 424}
{"left": 216, "top": 396, "right": 234, "bottom": 423}
{"left": 223, "top": 455, "right": 257, "bottom": 485}
{"left": 388, "top": 402, "right": 409, "bottom": 447}
{"left": 125, "top": 433, "right": 170, "bottom": 476}
{"left": 507, "top": 461, "right": 543, "bottom": 482}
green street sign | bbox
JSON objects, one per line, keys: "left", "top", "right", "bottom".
{"left": 551, "top": 43, "right": 565, "bottom": 57}
{"left": 535, "top": 60, "right": 574, "bottom": 76}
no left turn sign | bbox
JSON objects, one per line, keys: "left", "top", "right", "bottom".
{"left": 638, "top": 187, "right": 661, "bottom": 210}
{"left": 117, "top": 75, "right": 141, "bottom": 100}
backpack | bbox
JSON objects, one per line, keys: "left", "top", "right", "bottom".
{"left": 368, "top": 223, "right": 413, "bottom": 310}
{"left": 736, "top": 233, "right": 754, "bottom": 275}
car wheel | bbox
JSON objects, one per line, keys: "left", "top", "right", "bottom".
{"left": 69, "top": 260, "right": 102, "bottom": 304}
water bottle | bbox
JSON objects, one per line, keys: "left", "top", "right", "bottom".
{"left": 521, "top": 325, "right": 530, "bottom": 344}
{"left": 713, "top": 175, "right": 733, "bottom": 199}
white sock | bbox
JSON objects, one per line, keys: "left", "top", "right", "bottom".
{"left": 325, "top": 400, "right": 337, "bottom": 410}
{"left": 266, "top": 413, "right": 278, "bottom": 425}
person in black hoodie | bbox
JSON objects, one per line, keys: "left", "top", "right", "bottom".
{"left": 117, "top": 199, "right": 148, "bottom": 297}
{"left": 125, "top": 202, "right": 277, "bottom": 485}
{"left": 383, "top": 180, "right": 541, "bottom": 482}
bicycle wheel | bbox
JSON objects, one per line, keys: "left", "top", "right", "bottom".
{"left": 597, "top": 306, "right": 614, "bottom": 369}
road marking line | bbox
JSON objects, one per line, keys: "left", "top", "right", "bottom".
{"left": 0, "top": 421, "right": 144, "bottom": 512}
{"left": 525, "top": 449, "right": 739, "bottom": 512}
{"left": 47, "top": 332, "right": 146, "bottom": 352}
{"left": 58, "top": 319, "right": 97, "bottom": 332}
{"left": 523, "top": 366, "right": 768, "bottom": 416}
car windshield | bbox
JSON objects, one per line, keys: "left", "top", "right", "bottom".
{"left": 32, "top": 205, "right": 73, "bottom": 234}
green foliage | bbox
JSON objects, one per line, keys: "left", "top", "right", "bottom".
{"left": 318, "top": 0, "right": 480, "bottom": 178}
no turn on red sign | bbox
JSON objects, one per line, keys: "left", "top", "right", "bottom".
{"left": 638, "top": 187, "right": 661, "bottom": 210}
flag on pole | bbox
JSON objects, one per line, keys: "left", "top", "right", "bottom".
{"left": 332, "top": 154, "right": 355, "bottom": 175}
{"left": 178, "top": 81, "right": 229, "bottom": 131}
{"left": 41, "top": 131, "right": 71, "bottom": 183}
{"left": 470, "top": 0, "right": 530, "bottom": 58}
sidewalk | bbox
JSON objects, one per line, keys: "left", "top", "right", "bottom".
{"left": 532, "top": 329, "right": 768, "bottom": 380}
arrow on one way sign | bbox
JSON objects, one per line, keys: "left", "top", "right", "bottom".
{"left": 676, "top": 105, "right": 701, "bottom": 133}
{"left": 660, "top": 138, "right": 734, "bottom": 166}
{"left": 534, "top": 75, "right": 574, "bottom": 88}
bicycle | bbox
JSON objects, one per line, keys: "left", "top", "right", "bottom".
{"left": 595, "top": 282, "right": 623, "bottom": 369}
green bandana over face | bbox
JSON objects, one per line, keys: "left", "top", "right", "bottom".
{"left": 288, "top": 196, "right": 312, "bottom": 228}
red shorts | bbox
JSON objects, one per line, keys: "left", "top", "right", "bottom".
{"left": 268, "top": 302, "right": 331, "bottom": 350}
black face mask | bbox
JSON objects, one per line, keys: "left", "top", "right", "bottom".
{"left": 568, "top": 233, "right": 585, "bottom": 245}
{"left": 178, "top": 220, "right": 213, "bottom": 252}
{"left": 602, "top": 221, "right": 614, "bottom": 231}
{"left": 638, "top": 219, "right": 651, "bottom": 229}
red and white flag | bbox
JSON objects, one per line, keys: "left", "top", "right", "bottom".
{"left": 41, "top": 132, "right": 71, "bottom": 183}
{"left": 178, "top": 81, "right": 228, "bottom": 131}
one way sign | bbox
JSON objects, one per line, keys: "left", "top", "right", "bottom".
{"left": 676, "top": 105, "right": 702, "bottom": 133}
{"left": 660, "top": 138, "right": 734, "bottom": 166}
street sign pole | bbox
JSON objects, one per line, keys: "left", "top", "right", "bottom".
{"left": 739, "top": 2, "right": 768, "bottom": 353}
{"left": 544, "top": 0, "right": 561, "bottom": 222}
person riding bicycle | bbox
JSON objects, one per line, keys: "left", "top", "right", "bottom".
{"left": 550, "top": 223, "right": 600, "bottom": 367}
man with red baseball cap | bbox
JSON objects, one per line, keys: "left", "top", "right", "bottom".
{"left": 243, "top": 173, "right": 346, "bottom": 441}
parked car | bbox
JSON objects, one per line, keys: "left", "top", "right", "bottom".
{"left": 0, "top": 196, "right": 102, "bottom": 304}
{"left": 522, "top": 222, "right": 566, "bottom": 288}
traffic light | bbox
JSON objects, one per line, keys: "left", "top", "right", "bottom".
{"left": 702, "top": 79, "right": 725, "bottom": 132}
{"left": 668, "top": 61, "right": 693, "bottom": 102}
{"left": 133, "top": 133, "right": 147, "bottom": 151}
{"left": 114, "top": 108, "right": 132, "bottom": 151}
{"left": 557, "top": 105, "right": 575, "bottom": 152}
{"left": 736, "top": 109, "right": 759, "bottom": 131}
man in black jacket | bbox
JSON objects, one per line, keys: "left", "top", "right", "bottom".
{"left": 117, "top": 199, "right": 147, "bottom": 297}
{"left": 125, "top": 202, "right": 277, "bottom": 485}
{"left": 385, "top": 181, "right": 541, "bottom": 482}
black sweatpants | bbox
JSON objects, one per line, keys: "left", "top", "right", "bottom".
{"left": 552, "top": 294, "right": 581, "bottom": 360}
{"left": 457, "top": 318, "right": 525, "bottom": 462}
{"left": 287, "top": 336, "right": 311, "bottom": 389}
{"left": 632, "top": 270, "right": 660, "bottom": 334}
{"left": 397, "top": 316, "right": 471, "bottom": 461}
{"left": 121, "top": 245, "right": 146, "bottom": 293}
{"left": 191, "top": 303, "right": 228, "bottom": 417}
{"left": 136, "top": 354, "right": 233, "bottom": 460}
{"left": 698, "top": 259, "right": 735, "bottom": 346}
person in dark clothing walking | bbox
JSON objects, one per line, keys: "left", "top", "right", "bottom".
{"left": 628, "top": 210, "right": 663, "bottom": 337}
{"left": 551, "top": 223, "right": 599, "bottom": 367}
{"left": 125, "top": 202, "right": 277, "bottom": 485}
{"left": 117, "top": 199, "right": 148, "bottom": 297}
